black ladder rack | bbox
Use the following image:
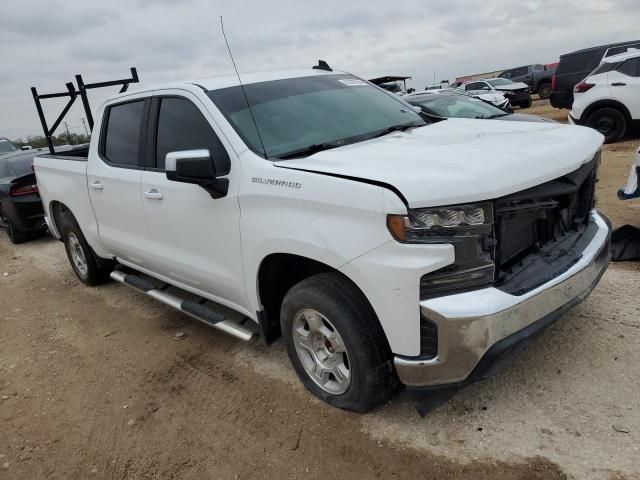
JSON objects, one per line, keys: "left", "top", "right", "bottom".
{"left": 31, "top": 67, "right": 139, "bottom": 155}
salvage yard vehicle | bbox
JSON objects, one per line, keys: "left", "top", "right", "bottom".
{"left": 569, "top": 50, "right": 640, "bottom": 143}
{"left": 551, "top": 39, "right": 640, "bottom": 110}
{"left": 0, "top": 145, "right": 84, "bottom": 243}
{"left": 460, "top": 78, "right": 532, "bottom": 108}
{"left": 405, "top": 90, "right": 553, "bottom": 123}
{"left": 33, "top": 66, "right": 611, "bottom": 413}
{"left": 499, "top": 64, "right": 556, "bottom": 99}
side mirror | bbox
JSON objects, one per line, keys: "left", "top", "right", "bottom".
{"left": 21, "top": 145, "right": 32, "bottom": 150}
{"left": 166, "top": 149, "right": 215, "bottom": 184}
{"left": 165, "top": 149, "right": 228, "bottom": 199}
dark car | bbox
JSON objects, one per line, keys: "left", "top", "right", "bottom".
{"left": 0, "top": 137, "right": 20, "bottom": 156}
{"left": 499, "top": 64, "right": 556, "bottom": 99}
{"left": 550, "top": 39, "right": 640, "bottom": 109}
{"left": 0, "top": 148, "right": 49, "bottom": 243}
{"left": 405, "top": 90, "right": 554, "bottom": 124}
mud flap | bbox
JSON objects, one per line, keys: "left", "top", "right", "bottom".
{"left": 412, "top": 388, "right": 459, "bottom": 417}
{"left": 611, "top": 225, "right": 640, "bottom": 261}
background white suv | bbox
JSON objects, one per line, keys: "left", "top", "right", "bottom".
{"left": 570, "top": 49, "right": 640, "bottom": 143}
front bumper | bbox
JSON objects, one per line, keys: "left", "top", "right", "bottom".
{"left": 394, "top": 211, "right": 611, "bottom": 387}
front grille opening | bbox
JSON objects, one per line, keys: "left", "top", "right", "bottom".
{"left": 420, "top": 316, "right": 438, "bottom": 359}
{"left": 494, "top": 155, "right": 599, "bottom": 295}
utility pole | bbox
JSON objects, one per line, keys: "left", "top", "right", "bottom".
{"left": 80, "top": 117, "right": 89, "bottom": 137}
{"left": 63, "top": 122, "right": 73, "bottom": 145}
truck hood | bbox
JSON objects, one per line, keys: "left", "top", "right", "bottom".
{"left": 276, "top": 119, "right": 603, "bottom": 208}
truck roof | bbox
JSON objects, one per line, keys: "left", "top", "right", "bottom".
{"left": 105, "top": 68, "right": 340, "bottom": 102}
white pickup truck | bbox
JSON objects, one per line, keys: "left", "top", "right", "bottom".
{"left": 34, "top": 68, "right": 611, "bottom": 413}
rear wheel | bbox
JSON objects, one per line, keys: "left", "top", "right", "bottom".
{"left": 281, "top": 272, "right": 397, "bottom": 412}
{"left": 586, "top": 107, "right": 627, "bottom": 143}
{"left": 0, "top": 207, "right": 29, "bottom": 244}
{"left": 61, "top": 212, "right": 112, "bottom": 285}
{"left": 537, "top": 82, "right": 551, "bottom": 100}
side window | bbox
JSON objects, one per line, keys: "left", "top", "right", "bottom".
{"left": 155, "top": 97, "right": 231, "bottom": 175}
{"left": 618, "top": 58, "right": 640, "bottom": 77}
{"left": 102, "top": 100, "right": 146, "bottom": 167}
{"left": 500, "top": 70, "right": 512, "bottom": 79}
{"left": 466, "top": 82, "right": 487, "bottom": 90}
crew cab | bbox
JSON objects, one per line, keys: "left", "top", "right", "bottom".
{"left": 34, "top": 68, "right": 611, "bottom": 413}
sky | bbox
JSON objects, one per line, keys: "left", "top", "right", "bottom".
{"left": 1, "top": 0, "right": 639, "bottom": 139}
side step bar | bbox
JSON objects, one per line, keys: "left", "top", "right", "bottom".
{"left": 110, "top": 270, "right": 256, "bottom": 342}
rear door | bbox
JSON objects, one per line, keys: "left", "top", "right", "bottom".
{"left": 139, "top": 92, "right": 247, "bottom": 311}
{"left": 609, "top": 57, "right": 640, "bottom": 119}
{"left": 87, "top": 98, "right": 151, "bottom": 263}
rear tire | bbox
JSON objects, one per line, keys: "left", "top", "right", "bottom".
{"left": 61, "top": 212, "right": 112, "bottom": 285}
{"left": 586, "top": 107, "right": 627, "bottom": 143}
{"left": 281, "top": 272, "right": 397, "bottom": 412}
{"left": 0, "top": 207, "right": 29, "bottom": 244}
{"left": 537, "top": 82, "right": 551, "bottom": 100}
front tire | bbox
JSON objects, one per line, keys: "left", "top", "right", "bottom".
{"left": 61, "top": 212, "right": 112, "bottom": 285}
{"left": 520, "top": 97, "right": 533, "bottom": 109}
{"left": 281, "top": 272, "right": 397, "bottom": 412}
{"left": 586, "top": 107, "right": 627, "bottom": 143}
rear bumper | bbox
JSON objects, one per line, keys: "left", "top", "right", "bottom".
{"left": 550, "top": 91, "right": 573, "bottom": 109}
{"left": 394, "top": 211, "right": 611, "bottom": 387}
{"left": 2, "top": 195, "right": 46, "bottom": 232}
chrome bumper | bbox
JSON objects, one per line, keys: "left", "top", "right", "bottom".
{"left": 394, "top": 211, "right": 611, "bottom": 387}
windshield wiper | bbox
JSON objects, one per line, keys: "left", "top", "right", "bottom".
{"left": 277, "top": 142, "right": 344, "bottom": 159}
{"left": 370, "top": 123, "right": 420, "bottom": 139}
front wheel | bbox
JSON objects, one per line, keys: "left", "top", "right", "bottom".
{"left": 61, "top": 213, "right": 112, "bottom": 285}
{"left": 281, "top": 272, "right": 397, "bottom": 412}
{"left": 520, "top": 97, "right": 533, "bottom": 109}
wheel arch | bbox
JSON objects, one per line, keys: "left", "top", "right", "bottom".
{"left": 49, "top": 200, "right": 71, "bottom": 240}
{"left": 581, "top": 99, "right": 632, "bottom": 123}
{"left": 255, "top": 252, "right": 386, "bottom": 347}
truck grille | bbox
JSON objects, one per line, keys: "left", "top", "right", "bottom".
{"left": 493, "top": 153, "right": 599, "bottom": 295}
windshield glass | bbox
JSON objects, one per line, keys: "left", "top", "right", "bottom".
{"left": 411, "top": 94, "right": 506, "bottom": 119}
{"left": 0, "top": 138, "right": 18, "bottom": 155}
{"left": 207, "top": 74, "right": 425, "bottom": 158}
{"left": 486, "top": 79, "right": 513, "bottom": 87}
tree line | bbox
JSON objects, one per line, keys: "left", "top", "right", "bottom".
{"left": 12, "top": 133, "right": 91, "bottom": 149}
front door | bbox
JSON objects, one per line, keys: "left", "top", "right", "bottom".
{"left": 140, "top": 93, "right": 247, "bottom": 311}
{"left": 87, "top": 98, "right": 150, "bottom": 263}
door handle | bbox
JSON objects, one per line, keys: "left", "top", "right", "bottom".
{"left": 144, "top": 189, "right": 163, "bottom": 200}
{"left": 611, "top": 82, "right": 627, "bottom": 86}
{"left": 90, "top": 181, "right": 103, "bottom": 190}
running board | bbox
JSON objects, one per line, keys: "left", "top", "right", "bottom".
{"left": 110, "top": 270, "right": 256, "bottom": 342}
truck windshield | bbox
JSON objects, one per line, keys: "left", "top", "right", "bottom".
{"left": 0, "top": 138, "right": 18, "bottom": 155}
{"left": 207, "top": 74, "right": 426, "bottom": 159}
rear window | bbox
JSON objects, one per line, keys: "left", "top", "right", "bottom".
{"left": 604, "top": 43, "right": 640, "bottom": 58}
{"left": 591, "top": 62, "right": 621, "bottom": 76}
{"left": 557, "top": 50, "right": 601, "bottom": 74}
{"left": 102, "top": 100, "right": 146, "bottom": 167}
{"left": 618, "top": 57, "right": 640, "bottom": 77}
{"left": 0, "top": 138, "right": 18, "bottom": 155}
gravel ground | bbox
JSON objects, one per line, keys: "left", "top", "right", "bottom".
{"left": 1, "top": 103, "right": 639, "bottom": 479}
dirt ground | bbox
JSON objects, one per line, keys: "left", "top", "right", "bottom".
{"left": 1, "top": 103, "right": 639, "bottom": 480}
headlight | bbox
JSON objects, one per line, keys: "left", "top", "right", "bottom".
{"left": 388, "top": 203, "right": 496, "bottom": 297}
